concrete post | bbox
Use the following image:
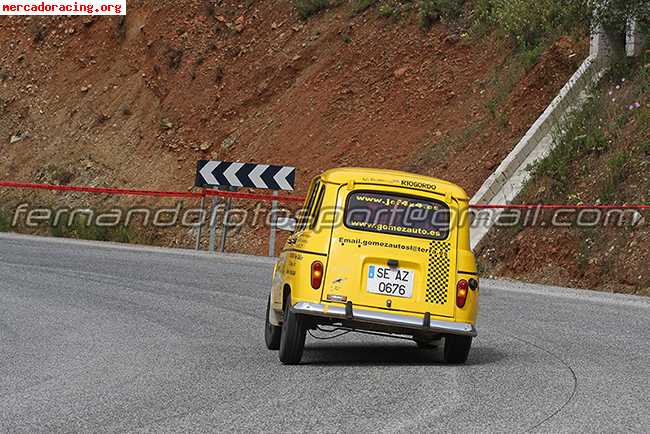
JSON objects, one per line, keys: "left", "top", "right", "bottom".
{"left": 626, "top": 18, "right": 644, "bottom": 57}
{"left": 590, "top": 23, "right": 612, "bottom": 59}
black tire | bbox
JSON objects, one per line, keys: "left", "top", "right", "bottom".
{"left": 278, "top": 304, "right": 306, "bottom": 365}
{"left": 264, "top": 295, "right": 282, "bottom": 350}
{"left": 443, "top": 335, "right": 472, "bottom": 364}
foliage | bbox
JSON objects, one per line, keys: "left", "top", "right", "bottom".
{"left": 352, "top": 0, "right": 378, "bottom": 15}
{"left": 519, "top": 43, "right": 545, "bottom": 70}
{"left": 293, "top": 0, "right": 330, "bottom": 19}
{"left": 473, "top": 0, "right": 589, "bottom": 50}
{"left": 419, "top": 0, "right": 465, "bottom": 29}
{"left": 49, "top": 214, "right": 153, "bottom": 244}
{"left": 532, "top": 48, "right": 650, "bottom": 200}
{"left": 592, "top": 0, "right": 650, "bottom": 33}
{"left": 474, "top": 0, "right": 649, "bottom": 51}
{"left": 600, "top": 152, "right": 630, "bottom": 202}
{"left": 378, "top": 1, "right": 395, "bottom": 17}
{"left": 642, "top": 139, "right": 650, "bottom": 156}
{"left": 376, "top": 0, "right": 414, "bottom": 20}
{"left": 0, "top": 209, "right": 9, "bottom": 232}
{"left": 532, "top": 94, "right": 607, "bottom": 194}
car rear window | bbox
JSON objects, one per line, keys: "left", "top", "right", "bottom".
{"left": 344, "top": 191, "right": 450, "bottom": 240}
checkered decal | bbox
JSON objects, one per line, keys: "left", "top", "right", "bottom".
{"left": 425, "top": 241, "right": 451, "bottom": 304}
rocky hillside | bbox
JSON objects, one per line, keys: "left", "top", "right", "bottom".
{"left": 0, "top": 0, "right": 586, "bottom": 252}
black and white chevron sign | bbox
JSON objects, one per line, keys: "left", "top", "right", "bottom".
{"left": 195, "top": 160, "right": 296, "bottom": 191}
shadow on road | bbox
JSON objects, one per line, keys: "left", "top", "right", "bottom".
{"left": 301, "top": 342, "right": 506, "bottom": 366}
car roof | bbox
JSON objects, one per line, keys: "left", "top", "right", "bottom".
{"left": 319, "top": 167, "right": 468, "bottom": 200}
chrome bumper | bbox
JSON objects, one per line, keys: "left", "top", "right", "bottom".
{"left": 292, "top": 302, "right": 477, "bottom": 337}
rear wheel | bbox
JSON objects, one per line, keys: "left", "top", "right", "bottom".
{"left": 264, "top": 295, "right": 282, "bottom": 350}
{"left": 443, "top": 335, "right": 472, "bottom": 364}
{"left": 278, "top": 303, "right": 306, "bottom": 365}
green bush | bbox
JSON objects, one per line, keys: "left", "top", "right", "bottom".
{"left": 352, "top": 0, "right": 377, "bottom": 15}
{"left": 592, "top": 0, "right": 650, "bottom": 33}
{"left": 419, "top": 0, "right": 465, "bottom": 29}
{"left": 293, "top": 0, "right": 330, "bottom": 19}
{"left": 474, "top": 0, "right": 589, "bottom": 49}
{"left": 519, "top": 44, "right": 545, "bottom": 70}
{"left": 378, "top": 2, "right": 395, "bottom": 17}
{"left": 607, "top": 152, "right": 629, "bottom": 174}
{"left": 49, "top": 214, "right": 145, "bottom": 244}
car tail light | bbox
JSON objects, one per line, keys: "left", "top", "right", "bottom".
{"left": 311, "top": 261, "right": 323, "bottom": 289}
{"left": 456, "top": 279, "right": 469, "bottom": 308}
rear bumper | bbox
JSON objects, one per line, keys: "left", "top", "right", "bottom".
{"left": 292, "top": 302, "right": 477, "bottom": 337}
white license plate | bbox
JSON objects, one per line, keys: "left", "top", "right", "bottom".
{"left": 367, "top": 265, "right": 415, "bottom": 298}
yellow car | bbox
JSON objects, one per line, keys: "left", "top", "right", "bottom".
{"left": 264, "top": 168, "right": 479, "bottom": 364}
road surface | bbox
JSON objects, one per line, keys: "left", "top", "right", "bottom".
{"left": 0, "top": 233, "right": 648, "bottom": 433}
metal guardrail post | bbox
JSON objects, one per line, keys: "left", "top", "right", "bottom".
{"left": 219, "top": 187, "right": 235, "bottom": 253}
{"left": 195, "top": 190, "right": 206, "bottom": 251}
{"left": 208, "top": 196, "right": 220, "bottom": 253}
{"left": 268, "top": 190, "right": 279, "bottom": 257}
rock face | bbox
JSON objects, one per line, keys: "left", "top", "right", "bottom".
{"left": 393, "top": 67, "right": 408, "bottom": 78}
{"left": 9, "top": 131, "right": 29, "bottom": 144}
{"left": 221, "top": 134, "right": 237, "bottom": 151}
{"left": 0, "top": 2, "right": 587, "bottom": 257}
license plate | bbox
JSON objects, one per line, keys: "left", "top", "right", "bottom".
{"left": 367, "top": 265, "right": 415, "bottom": 298}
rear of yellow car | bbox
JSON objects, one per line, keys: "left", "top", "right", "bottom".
{"left": 265, "top": 169, "right": 479, "bottom": 364}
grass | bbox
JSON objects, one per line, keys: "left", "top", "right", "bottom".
{"left": 296, "top": 0, "right": 467, "bottom": 26}
{"left": 484, "top": 54, "right": 532, "bottom": 122}
{"left": 378, "top": 2, "right": 395, "bottom": 17}
{"left": 419, "top": 0, "right": 465, "bottom": 29}
{"left": 529, "top": 47, "right": 650, "bottom": 202}
{"left": 49, "top": 214, "right": 155, "bottom": 244}
{"left": 641, "top": 139, "right": 650, "bottom": 156}
{"left": 44, "top": 164, "right": 75, "bottom": 185}
{"left": 293, "top": 0, "right": 331, "bottom": 19}
{"left": 410, "top": 136, "right": 452, "bottom": 171}
{"left": 576, "top": 230, "right": 595, "bottom": 273}
{"left": 0, "top": 209, "right": 10, "bottom": 232}
{"left": 519, "top": 44, "right": 545, "bottom": 70}
{"left": 352, "top": 0, "right": 377, "bottom": 15}
{"left": 1, "top": 205, "right": 159, "bottom": 245}
{"left": 472, "top": 0, "right": 589, "bottom": 52}
{"left": 411, "top": 120, "right": 487, "bottom": 171}
{"left": 531, "top": 94, "right": 608, "bottom": 195}
{"left": 599, "top": 152, "right": 630, "bottom": 203}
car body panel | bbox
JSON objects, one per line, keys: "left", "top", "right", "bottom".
{"left": 270, "top": 167, "right": 479, "bottom": 335}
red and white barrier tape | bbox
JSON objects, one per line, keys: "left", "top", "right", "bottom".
{"left": 0, "top": 181, "right": 648, "bottom": 209}
{"left": 0, "top": 181, "right": 306, "bottom": 203}
{"left": 471, "top": 204, "right": 650, "bottom": 210}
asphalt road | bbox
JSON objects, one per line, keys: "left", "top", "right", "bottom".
{"left": 0, "top": 233, "right": 648, "bottom": 433}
